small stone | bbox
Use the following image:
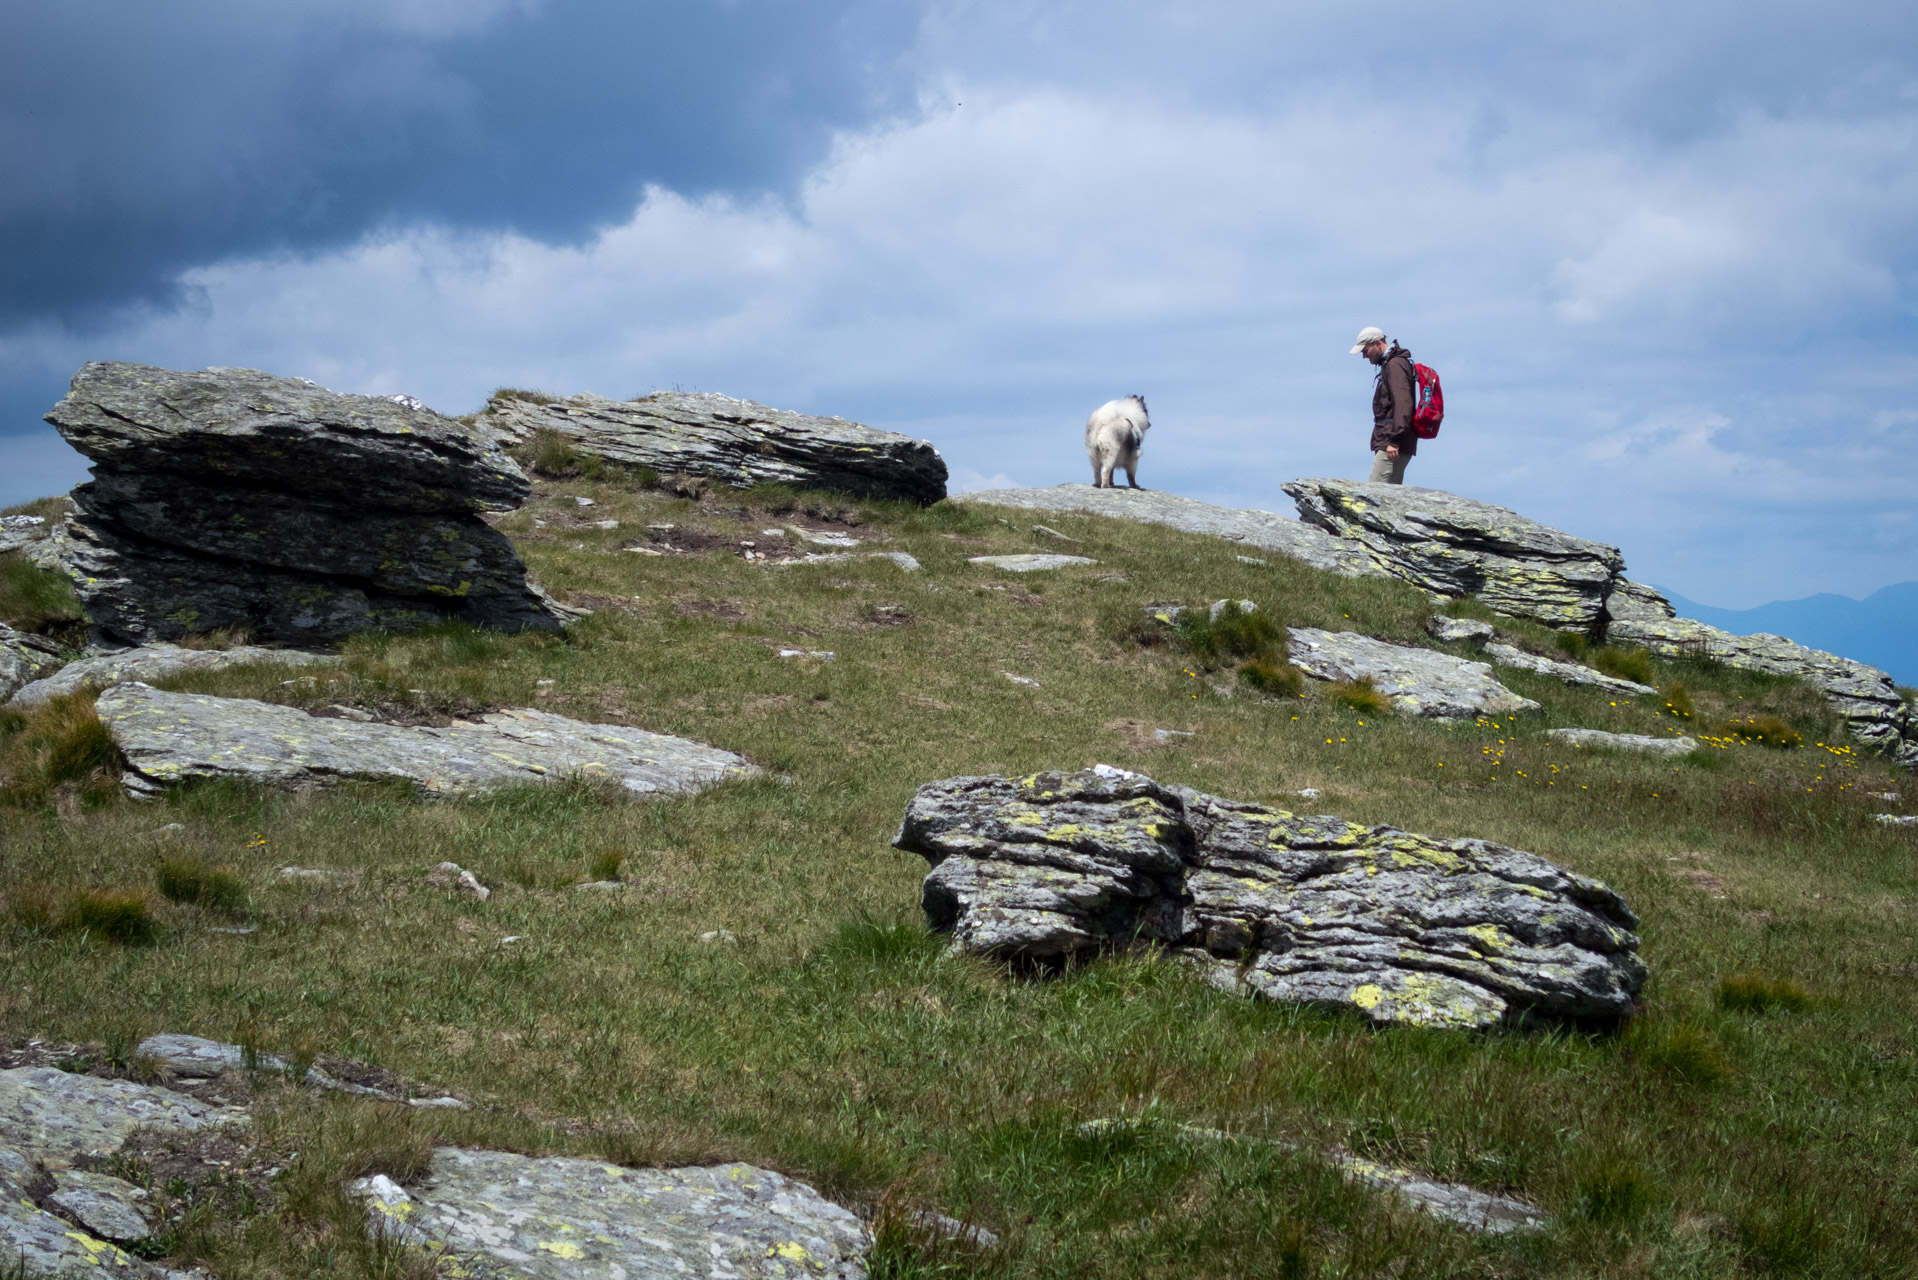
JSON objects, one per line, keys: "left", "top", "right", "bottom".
{"left": 907, "top": 1209, "right": 1000, "bottom": 1249}
{"left": 1297, "top": 788, "right": 1321, "bottom": 799}
{"left": 277, "top": 866, "right": 336, "bottom": 881}
{"left": 572, "top": 880, "right": 626, "bottom": 891}
{"left": 699, "top": 929, "right": 738, "bottom": 945}
{"left": 789, "top": 527, "right": 862, "bottom": 547}
{"left": 592, "top": 519, "right": 619, "bottom": 529}
{"left": 776, "top": 550, "right": 922, "bottom": 571}
{"left": 1153, "top": 728, "right": 1195, "bottom": 740}
{"left": 1002, "top": 672, "right": 1040, "bottom": 687}
{"left": 1868, "top": 791, "right": 1900, "bottom": 801}
{"left": 1090, "top": 763, "right": 1139, "bottom": 779}
{"left": 48, "top": 1170, "right": 151, "bottom": 1243}
{"left": 574, "top": 496, "right": 596, "bottom": 506}
{"left": 776, "top": 649, "right": 835, "bottom": 661}
{"left": 1030, "top": 524, "right": 1081, "bottom": 543}
{"left": 1873, "top": 814, "right": 1918, "bottom": 827}
{"left": 406, "top": 1096, "right": 468, "bottom": 1109}
{"left": 1235, "top": 555, "right": 1269, "bottom": 565}
{"left": 1427, "top": 616, "right": 1495, "bottom": 644}
{"left": 1545, "top": 728, "right": 1698, "bottom": 758}
{"left": 968, "top": 553, "right": 1096, "bottom": 572}
{"left": 208, "top": 926, "right": 256, "bottom": 935}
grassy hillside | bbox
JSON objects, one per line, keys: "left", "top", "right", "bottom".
{"left": 2, "top": 476, "right": 1915, "bottom": 1279}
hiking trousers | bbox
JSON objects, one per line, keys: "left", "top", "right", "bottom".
{"left": 1367, "top": 450, "right": 1409, "bottom": 484}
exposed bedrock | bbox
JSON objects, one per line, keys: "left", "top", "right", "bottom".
{"left": 894, "top": 769, "right": 1646, "bottom": 1029}
{"left": 44, "top": 362, "right": 568, "bottom": 645}
{"left": 476, "top": 389, "right": 948, "bottom": 505}
{"left": 1282, "top": 479, "right": 1639, "bottom": 632}
{"left": 1286, "top": 627, "right": 1541, "bottom": 719}
{"left": 1607, "top": 617, "right": 1918, "bottom": 768}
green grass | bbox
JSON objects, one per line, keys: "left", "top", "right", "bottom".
{"left": 3, "top": 478, "right": 1916, "bottom": 1277}
{"left": 0, "top": 552, "right": 85, "bottom": 638}
{"left": 155, "top": 856, "right": 249, "bottom": 916}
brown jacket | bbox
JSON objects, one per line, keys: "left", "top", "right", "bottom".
{"left": 1370, "top": 346, "right": 1417, "bottom": 457}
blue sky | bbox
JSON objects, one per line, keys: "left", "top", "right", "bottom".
{"left": 5, "top": 1, "right": 1915, "bottom": 607}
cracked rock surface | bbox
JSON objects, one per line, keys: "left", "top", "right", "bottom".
{"left": 894, "top": 769, "right": 1645, "bottom": 1029}
{"left": 477, "top": 389, "right": 947, "bottom": 505}
{"left": 952, "top": 484, "right": 1380, "bottom": 576}
{"left": 356, "top": 1148, "right": 871, "bottom": 1279}
{"left": 0, "top": 622, "right": 65, "bottom": 702}
{"left": 1606, "top": 617, "right": 1918, "bottom": 768}
{"left": 1282, "top": 480, "right": 1626, "bottom": 630}
{"left": 98, "top": 683, "right": 760, "bottom": 798}
{"left": 1481, "top": 642, "right": 1658, "bottom": 696}
{"left": 45, "top": 362, "right": 568, "bottom": 645}
{"left": 1286, "top": 628, "right": 1540, "bottom": 719}
{"left": 7, "top": 641, "right": 338, "bottom": 707}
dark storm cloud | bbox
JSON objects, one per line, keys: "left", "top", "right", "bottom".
{"left": 0, "top": 0, "right": 916, "bottom": 325}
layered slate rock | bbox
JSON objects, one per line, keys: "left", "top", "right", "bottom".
{"left": 952, "top": 484, "right": 1380, "bottom": 576}
{"left": 0, "top": 622, "right": 64, "bottom": 703}
{"left": 97, "top": 683, "right": 759, "bottom": 797}
{"left": 1283, "top": 480, "right": 1626, "bottom": 631}
{"left": 8, "top": 641, "right": 337, "bottom": 707}
{"left": 1607, "top": 617, "right": 1918, "bottom": 768}
{"left": 894, "top": 769, "right": 1646, "bottom": 1029}
{"left": 45, "top": 362, "right": 568, "bottom": 645}
{"left": 1481, "top": 643, "right": 1658, "bottom": 696}
{"left": 1287, "top": 628, "right": 1540, "bottom": 719}
{"left": 356, "top": 1148, "right": 871, "bottom": 1279}
{"left": 477, "top": 389, "right": 948, "bottom": 505}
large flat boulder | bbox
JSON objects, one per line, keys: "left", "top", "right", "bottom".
{"left": 477, "top": 389, "right": 948, "bottom": 505}
{"left": 0, "top": 1066, "right": 243, "bottom": 1170}
{"left": 894, "top": 769, "right": 1646, "bottom": 1029}
{"left": 45, "top": 363, "right": 568, "bottom": 645}
{"left": 8, "top": 641, "right": 337, "bottom": 707}
{"left": 1287, "top": 628, "right": 1540, "bottom": 719}
{"left": 1282, "top": 480, "right": 1627, "bottom": 631}
{"left": 951, "top": 484, "right": 1380, "bottom": 576}
{"left": 356, "top": 1148, "right": 871, "bottom": 1278}
{"left": 1607, "top": 617, "right": 1917, "bottom": 768}
{"left": 97, "top": 683, "right": 759, "bottom": 797}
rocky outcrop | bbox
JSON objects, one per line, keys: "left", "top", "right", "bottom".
{"left": 0, "top": 515, "right": 45, "bottom": 554}
{"left": 96, "top": 683, "right": 759, "bottom": 798}
{"left": 1544, "top": 728, "right": 1699, "bottom": 757}
{"left": 1426, "top": 616, "right": 1495, "bottom": 644}
{"left": 45, "top": 362, "right": 569, "bottom": 645}
{"left": 1603, "top": 578, "right": 1676, "bottom": 623}
{"left": 356, "top": 1148, "right": 871, "bottom": 1279}
{"left": 477, "top": 389, "right": 948, "bottom": 505}
{"left": 0, "top": 622, "right": 64, "bottom": 702}
{"left": 1481, "top": 643, "right": 1658, "bottom": 696}
{"left": 1283, "top": 480, "right": 1625, "bottom": 631}
{"left": 1286, "top": 628, "right": 1540, "bottom": 719}
{"left": 894, "top": 769, "right": 1645, "bottom": 1029}
{"left": 952, "top": 484, "right": 1380, "bottom": 576}
{"left": 7, "top": 640, "right": 337, "bottom": 707}
{"left": 1606, "top": 617, "right": 1918, "bottom": 768}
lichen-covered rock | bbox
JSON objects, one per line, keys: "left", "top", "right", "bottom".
{"left": 355, "top": 1148, "right": 871, "bottom": 1279}
{"left": 1603, "top": 578, "right": 1676, "bottom": 623}
{"left": 1482, "top": 643, "right": 1658, "bottom": 696}
{"left": 1545, "top": 728, "right": 1698, "bottom": 757}
{"left": 952, "top": 484, "right": 1381, "bottom": 577}
{"left": 1426, "top": 616, "right": 1495, "bottom": 644}
{"left": 894, "top": 770, "right": 1645, "bottom": 1028}
{"left": 1606, "top": 617, "right": 1918, "bottom": 768}
{"left": 0, "top": 622, "right": 65, "bottom": 702}
{"left": 97, "top": 683, "right": 759, "bottom": 798}
{"left": 1287, "top": 628, "right": 1540, "bottom": 719}
{"left": 477, "top": 389, "right": 947, "bottom": 505}
{"left": 45, "top": 362, "right": 567, "bottom": 644}
{"left": 8, "top": 641, "right": 337, "bottom": 707}
{"left": 1283, "top": 480, "right": 1626, "bottom": 630}
{"left": 0, "top": 514, "right": 45, "bottom": 554}
{"left": 0, "top": 1067, "right": 243, "bottom": 1169}
{"left": 47, "top": 1170, "right": 152, "bottom": 1243}
{"left": 0, "top": 1149, "right": 165, "bottom": 1278}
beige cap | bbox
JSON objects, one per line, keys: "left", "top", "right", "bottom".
{"left": 1349, "top": 326, "right": 1386, "bottom": 354}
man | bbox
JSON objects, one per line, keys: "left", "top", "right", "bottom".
{"left": 1350, "top": 325, "right": 1416, "bottom": 484}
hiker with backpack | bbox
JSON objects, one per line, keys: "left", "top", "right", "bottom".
{"left": 1349, "top": 326, "right": 1442, "bottom": 484}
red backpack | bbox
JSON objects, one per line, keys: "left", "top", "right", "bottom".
{"left": 1409, "top": 359, "right": 1444, "bottom": 438}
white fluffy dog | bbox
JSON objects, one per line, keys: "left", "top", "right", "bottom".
{"left": 1084, "top": 394, "right": 1151, "bottom": 489}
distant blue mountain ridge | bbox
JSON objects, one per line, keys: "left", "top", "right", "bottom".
{"left": 1653, "top": 581, "right": 1918, "bottom": 688}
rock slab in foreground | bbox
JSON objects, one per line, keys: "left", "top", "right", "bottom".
{"left": 894, "top": 769, "right": 1645, "bottom": 1029}
{"left": 1545, "top": 728, "right": 1698, "bottom": 757}
{"left": 8, "top": 640, "right": 338, "bottom": 707}
{"left": 1283, "top": 479, "right": 1629, "bottom": 631}
{"left": 477, "top": 389, "right": 947, "bottom": 505}
{"left": 0, "top": 1066, "right": 243, "bottom": 1169}
{"left": 1607, "top": 617, "right": 1918, "bottom": 768}
{"left": 952, "top": 484, "right": 1380, "bottom": 577}
{"left": 1287, "top": 627, "right": 1540, "bottom": 719}
{"left": 357, "top": 1147, "right": 871, "bottom": 1279}
{"left": 97, "top": 683, "right": 758, "bottom": 798}
{"left": 46, "top": 362, "right": 568, "bottom": 644}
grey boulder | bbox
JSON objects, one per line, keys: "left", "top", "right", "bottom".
{"left": 1426, "top": 615, "right": 1495, "bottom": 644}
{"left": 968, "top": 553, "right": 1097, "bottom": 572}
{"left": 1283, "top": 480, "right": 1625, "bottom": 631}
{"left": 47, "top": 1170, "right": 152, "bottom": 1244}
{"left": 477, "top": 389, "right": 948, "bottom": 505}
{"left": 8, "top": 641, "right": 338, "bottom": 707}
{"left": 1544, "top": 728, "right": 1698, "bottom": 757}
{"left": 895, "top": 769, "right": 1646, "bottom": 1029}
{"left": 0, "top": 1149, "right": 163, "bottom": 1278}
{"left": 951, "top": 484, "right": 1380, "bottom": 577}
{"left": 0, "top": 622, "right": 65, "bottom": 703}
{"left": 356, "top": 1147, "right": 871, "bottom": 1278}
{"left": 1606, "top": 617, "right": 1918, "bottom": 768}
{"left": 45, "top": 362, "right": 568, "bottom": 644}
{"left": 97, "top": 683, "right": 759, "bottom": 798}
{"left": 1287, "top": 627, "right": 1540, "bottom": 719}
{"left": 0, "top": 514, "right": 45, "bottom": 554}
{"left": 0, "top": 1066, "right": 243, "bottom": 1170}
{"left": 1482, "top": 642, "right": 1658, "bottom": 696}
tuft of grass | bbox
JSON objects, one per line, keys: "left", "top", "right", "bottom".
{"left": 1723, "top": 714, "right": 1802, "bottom": 749}
{"left": 0, "top": 553, "right": 85, "bottom": 634}
{"left": 61, "top": 888, "right": 157, "bottom": 946}
{"left": 492, "top": 386, "right": 560, "bottom": 407}
{"left": 1173, "top": 601, "right": 1286, "bottom": 668}
{"left": 1718, "top": 972, "right": 1810, "bottom": 1013}
{"left": 1590, "top": 645, "right": 1655, "bottom": 685}
{"left": 1237, "top": 657, "right": 1303, "bottom": 698}
{"left": 1440, "top": 596, "right": 1500, "bottom": 622}
{"left": 175, "top": 627, "right": 253, "bottom": 651}
{"left": 0, "top": 691, "right": 121, "bottom": 806}
{"left": 821, "top": 915, "right": 944, "bottom": 965}
{"left": 1553, "top": 631, "right": 1590, "bottom": 661}
{"left": 1100, "top": 600, "right": 1167, "bottom": 650}
{"left": 1325, "top": 676, "right": 1392, "bottom": 715}
{"left": 1629, "top": 1021, "right": 1731, "bottom": 1086}
{"left": 588, "top": 849, "right": 625, "bottom": 882}
{"left": 1738, "top": 1193, "right": 1828, "bottom": 1273}
{"left": 527, "top": 428, "right": 596, "bottom": 479}
{"left": 155, "top": 857, "right": 249, "bottom": 915}
{"left": 1572, "top": 1150, "right": 1657, "bottom": 1225}
{"left": 1662, "top": 682, "right": 1696, "bottom": 719}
